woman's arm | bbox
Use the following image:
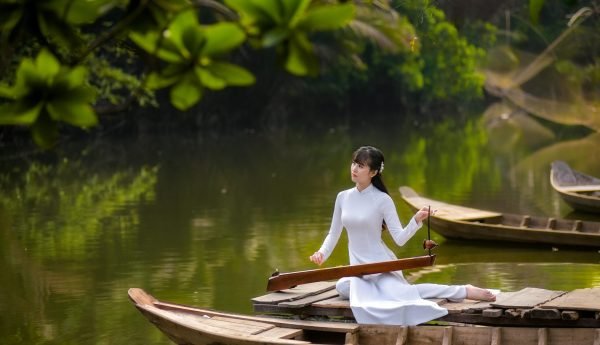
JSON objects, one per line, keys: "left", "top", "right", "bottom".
{"left": 310, "top": 192, "right": 344, "bottom": 265}
{"left": 382, "top": 195, "right": 426, "bottom": 246}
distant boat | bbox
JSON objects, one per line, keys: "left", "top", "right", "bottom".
{"left": 550, "top": 161, "right": 600, "bottom": 213}
{"left": 399, "top": 186, "right": 600, "bottom": 248}
{"left": 129, "top": 287, "right": 600, "bottom": 345}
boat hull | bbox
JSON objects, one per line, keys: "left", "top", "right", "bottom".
{"left": 550, "top": 161, "right": 600, "bottom": 213}
{"left": 399, "top": 186, "right": 600, "bottom": 247}
{"left": 427, "top": 216, "right": 600, "bottom": 247}
{"left": 129, "top": 288, "right": 600, "bottom": 345}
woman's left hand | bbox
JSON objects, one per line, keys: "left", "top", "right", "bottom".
{"left": 414, "top": 206, "right": 436, "bottom": 223}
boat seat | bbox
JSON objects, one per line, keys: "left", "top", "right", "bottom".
{"left": 546, "top": 218, "right": 556, "bottom": 230}
{"left": 520, "top": 215, "right": 530, "bottom": 227}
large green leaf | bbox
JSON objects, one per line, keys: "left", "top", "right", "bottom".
{"left": 10, "top": 59, "right": 39, "bottom": 97}
{"left": 31, "top": 113, "right": 59, "bottom": 149}
{"left": 61, "top": 66, "right": 88, "bottom": 89}
{"left": 280, "top": 0, "right": 302, "bottom": 21}
{"left": 298, "top": 4, "right": 355, "bottom": 32}
{"left": 0, "top": 102, "right": 43, "bottom": 125}
{"left": 47, "top": 100, "right": 98, "bottom": 127}
{"left": 201, "top": 23, "right": 246, "bottom": 57}
{"left": 145, "top": 72, "right": 181, "bottom": 90}
{"left": 0, "top": 83, "right": 16, "bottom": 99}
{"left": 224, "top": 0, "right": 270, "bottom": 23}
{"left": 40, "top": 0, "right": 115, "bottom": 25}
{"left": 182, "top": 26, "right": 205, "bottom": 58}
{"left": 285, "top": 33, "right": 318, "bottom": 76}
{"left": 0, "top": 4, "right": 22, "bottom": 33}
{"left": 529, "top": 0, "right": 545, "bottom": 25}
{"left": 288, "top": 0, "right": 311, "bottom": 28}
{"left": 262, "top": 27, "right": 289, "bottom": 48}
{"left": 251, "top": 0, "right": 282, "bottom": 23}
{"left": 35, "top": 49, "right": 61, "bottom": 80}
{"left": 64, "top": 0, "right": 115, "bottom": 24}
{"left": 207, "top": 62, "right": 255, "bottom": 86}
{"left": 170, "top": 74, "right": 202, "bottom": 110}
{"left": 37, "top": 11, "right": 82, "bottom": 49}
{"left": 153, "top": 0, "right": 190, "bottom": 12}
{"left": 195, "top": 67, "right": 226, "bottom": 90}
{"left": 167, "top": 10, "right": 198, "bottom": 57}
{"left": 129, "top": 31, "right": 184, "bottom": 63}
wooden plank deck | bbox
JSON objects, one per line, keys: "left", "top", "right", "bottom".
{"left": 253, "top": 282, "right": 600, "bottom": 328}
{"left": 539, "top": 288, "right": 600, "bottom": 311}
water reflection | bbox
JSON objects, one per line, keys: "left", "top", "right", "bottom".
{"left": 409, "top": 263, "right": 600, "bottom": 292}
{"left": 0, "top": 116, "right": 599, "bottom": 345}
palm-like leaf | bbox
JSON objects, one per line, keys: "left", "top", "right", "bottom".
{"left": 224, "top": 0, "right": 355, "bottom": 76}
{"left": 0, "top": 0, "right": 117, "bottom": 50}
{"left": 0, "top": 49, "right": 97, "bottom": 147}
{"left": 130, "top": 10, "right": 255, "bottom": 111}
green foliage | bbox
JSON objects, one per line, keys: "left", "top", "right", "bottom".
{"left": 421, "top": 22, "right": 485, "bottom": 100}
{"left": 127, "top": 0, "right": 191, "bottom": 33}
{"left": 306, "top": 0, "right": 490, "bottom": 106}
{"left": 529, "top": 0, "right": 546, "bottom": 25}
{"left": 397, "top": 1, "right": 486, "bottom": 101}
{"left": 0, "top": 0, "right": 120, "bottom": 50}
{"left": 0, "top": 49, "right": 97, "bottom": 148}
{"left": 130, "top": 10, "right": 255, "bottom": 110}
{"left": 224, "top": 0, "right": 355, "bottom": 76}
{"left": 87, "top": 54, "right": 158, "bottom": 108}
{"left": 0, "top": 0, "right": 501, "bottom": 147}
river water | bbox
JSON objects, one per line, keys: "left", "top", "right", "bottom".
{"left": 1, "top": 109, "right": 599, "bottom": 344}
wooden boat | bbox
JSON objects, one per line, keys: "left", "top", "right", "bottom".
{"left": 550, "top": 160, "right": 600, "bottom": 213}
{"left": 399, "top": 186, "right": 600, "bottom": 247}
{"left": 129, "top": 287, "right": 600, "bottom": 345}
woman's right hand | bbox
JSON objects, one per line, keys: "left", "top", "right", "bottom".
{"left": 414, "top": 206, "right": 437, "bottom": 223}
{"left": 309, "top": 251, "right": 325, "bottom": 266}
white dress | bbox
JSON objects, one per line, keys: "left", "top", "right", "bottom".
{"left": 317, "top": 184, "right": 465, "bottom": 325}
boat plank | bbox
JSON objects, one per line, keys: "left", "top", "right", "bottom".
{"left": 210, "top": 316, "right": 277, "bottom": 335}
{"left": 539, "top": 288, "right": 600, "bottom": 311}
{"left": 256, "top": 327, "right": 303, "bottom": 339}
{"left": 278, "top": 289, "right": 339, "bottom": 308}
{"left": 443, "top": 292, "right": 517, "bottom": 314}
{"left": 491, "top": 288, "right": 565, "bottom": 309}
{"left": 395, "top": 326, "right": 408, "bottom": 345}
{"left": 153, "top": 301, "right": 360, "bottom": 333}
{"left": 148, "top": 306, "right": 264, "bottom": 337}
{"left": 311, "top": 296, "right": 350, "bottom": 309}
{"left": 251, "top": 281, "right": 336, "bottom": 304}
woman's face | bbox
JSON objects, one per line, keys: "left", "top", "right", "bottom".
{"left": 351, "top": 161, "right": 376, "bottom": 186}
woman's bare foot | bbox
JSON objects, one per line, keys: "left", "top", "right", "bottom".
{"left": 465, "top": 284, "right": 496, "bottom": 301}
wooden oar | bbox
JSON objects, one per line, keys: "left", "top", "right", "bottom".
{"left": 266, "top": 255, "right": 436, "bottom": 291}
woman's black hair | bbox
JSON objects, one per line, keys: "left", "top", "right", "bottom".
{"left": 352, "top": 146, "right": 388, "bottom": 195}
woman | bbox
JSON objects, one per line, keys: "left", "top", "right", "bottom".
{"left": 309, "top": 146, "right": 495, "bottom": 325}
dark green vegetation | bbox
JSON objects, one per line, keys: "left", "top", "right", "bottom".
{"left": 1, "top": 0, "right": 598, "bottom": 149}
{"left": 0, "top": 0, "right": 501, "bottom": 148}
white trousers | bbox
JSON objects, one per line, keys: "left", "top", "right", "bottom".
{"left": 335, "top": 275, "right": 467, "bottom": 325}
{"left": 336, "top": 278, "right": 466, "bottom": 301}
